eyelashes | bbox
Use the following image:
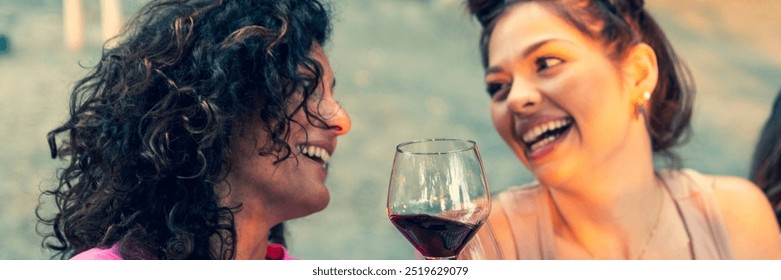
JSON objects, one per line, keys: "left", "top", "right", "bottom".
{"left": 486, "top": 82, "right": 508, "bottom": 99}
{"left": 484, "top": 55, "right": 566, "bottom": 100}
{"left": 535, "top": 56, "right": 564, "bottom": 72}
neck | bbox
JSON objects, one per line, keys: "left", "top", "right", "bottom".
{"left": 551, "top": 156, "right": 658, "bottom": 209}
{"left": 232, "top": 207, "right": 273, "bottom": 259}
{"left": 546, "top": 123, "right": 665, "bottom": 258}
{"left": 216, "top": 179, "right": 280, "bottom": 260}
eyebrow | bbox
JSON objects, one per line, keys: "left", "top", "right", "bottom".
{"left": 485, "top": 38, "right": 571, "bottom": 75}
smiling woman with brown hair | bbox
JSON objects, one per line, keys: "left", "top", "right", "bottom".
{"left": 37, "top": 0, "right": 351, "bottom": 260}
{"left": 460, "top": 0, "right": 781, "bottom": 259}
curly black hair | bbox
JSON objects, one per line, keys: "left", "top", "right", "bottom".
{"left": 37, "top": 0, "right": 333, "bottom": 260}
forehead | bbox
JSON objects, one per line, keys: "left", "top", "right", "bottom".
{"left": 488, "top": 2, "right": 597, "bottom": 63}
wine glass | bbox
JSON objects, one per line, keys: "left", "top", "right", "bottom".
{"left": 387, "top": 139, "right": 491, "bottom": 260}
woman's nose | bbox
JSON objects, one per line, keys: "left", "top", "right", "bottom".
{"left": 506, "top": 82, "right": 542, "bottom": 115}
{"left": 326, "top": 103, "right": 351, "bottom": 136}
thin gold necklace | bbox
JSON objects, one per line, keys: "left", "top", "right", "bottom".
{"left": 552, "top": 183, "right": 667, "bottom": 259}
{"left": 632, "top": 185, "right": 666, "bottom": 260}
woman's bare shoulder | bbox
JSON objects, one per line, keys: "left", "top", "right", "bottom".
{"left": 669, "top": 169, "right": 768, "bottom": 206}
{"left": 702, "top": 173, "right": 781, "bottom": 259}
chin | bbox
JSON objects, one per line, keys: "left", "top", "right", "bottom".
{"left": 311, "top": 195, "right": 330, "bottom": 213}
{"left": 301, "top": 188, "right": 330, "bottom": 216}
{"left": 531, "top": 164, "right": 574, "bottom": 189}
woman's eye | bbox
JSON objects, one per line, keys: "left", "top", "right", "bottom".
{"left": 486, "top": 82, "right": 509, "bottom": 100}
{"left": 301, "top": 77, "right": 314, "bottom": 88}
{"left": 297, "top": 73, "right": 317, "bottom": 88}
{"left": 535, "top": 56, "right": 563, "bottom": 72}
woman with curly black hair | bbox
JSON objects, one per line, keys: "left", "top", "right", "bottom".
{"left": 37, "top": 0, "right": 351, "bottom": 260}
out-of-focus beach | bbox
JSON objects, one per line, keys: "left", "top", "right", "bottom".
{"left": 0, "top": 0, "right": 779, "bottom": 259}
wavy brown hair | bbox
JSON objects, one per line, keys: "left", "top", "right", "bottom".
{"left": 467, "top": 0, "right": 694, "bottom": 167}
{"left": 37, "top": 0, "right": 332, "bottom": 259}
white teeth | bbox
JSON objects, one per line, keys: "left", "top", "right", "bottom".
{"left": 529, "top": 127, "right": 541, "bottom": 142}
{"left": 298, "top": 144, "right": 331, "bottom": 165}
{"left": 522, "top": 119, "right": 572, "bottom": 144}
{"left": 530, "top": 135, "right": 556, "bottom": 151}
{"left": 321, "top": 151, "right": 330, "bottom": 162}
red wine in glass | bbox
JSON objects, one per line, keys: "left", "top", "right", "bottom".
{"left": 387, "top": 139, "right": 491, "bottom": 260}
{"left": 389, "top": 214, "right": 483, "bottom": 259}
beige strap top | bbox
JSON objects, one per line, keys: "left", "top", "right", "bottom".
{"left": 461, "top": 169, "right": 733, "bottom": 259}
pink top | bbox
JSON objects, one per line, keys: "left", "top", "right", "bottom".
{"left": 71, "top": 243, "right": 296, "bottom": 260}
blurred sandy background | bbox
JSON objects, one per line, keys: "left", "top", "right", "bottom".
{"left": 0, "top": 0, "right": 778, "bottom": 259}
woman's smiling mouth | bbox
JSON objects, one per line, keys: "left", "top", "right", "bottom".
{"left": 521, "top": 117, "right": 573, "bottom": 156}
{"left": 297, "top": 144, "right": 331, "bottom": 169}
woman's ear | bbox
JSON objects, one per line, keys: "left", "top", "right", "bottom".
{"left": 623, "top": 43, "right": 658, "bottom": 99}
